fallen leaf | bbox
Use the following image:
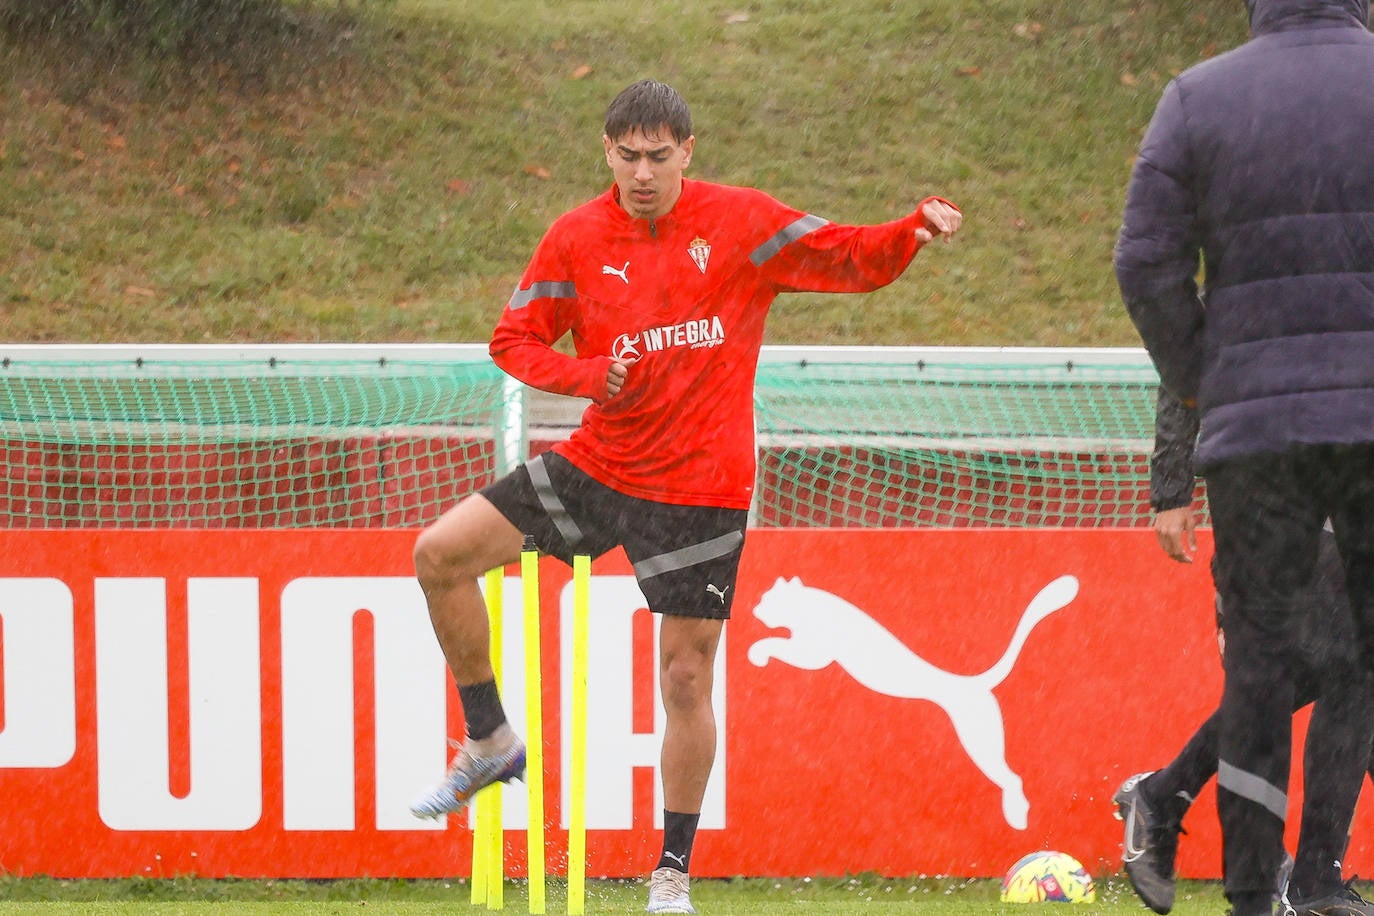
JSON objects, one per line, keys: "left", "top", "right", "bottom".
{"left": 725, "top": 12, "right": 749, "bottom": 24}
{"left": 446, "top": 177, "right": 472, "bottom": 194}
{"left": 1012, "top": 21, "right": 1043, "bottom": 39}
{"left": 955, "top": 66, "right": 982, "bottom": 77}
{"left": 524, "top": 164, "right": 551, "bottom": 180}
{"left": 226, "top": 156, "right": 241, "bottom": 174}
{"left": 570, "top": 64, "right": 592, "bottom": 80}
{"left": 106, "top": 134, "right": 126, "bottom": 151}
{"left": 1012, "top": 217, "right": 1028, "bottom": 231}
{"left": 124, "top": 286, "right": 156, "bottom": 298}
{"left": 1120, "top": 72, "right": 1138, "bottom": 86}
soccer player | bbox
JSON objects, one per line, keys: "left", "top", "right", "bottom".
{"left": 407, "top": 79, "right": 961, "bottom": 914}
{"left": 1114, "top": 388, "right": 1374, "bottom": 916}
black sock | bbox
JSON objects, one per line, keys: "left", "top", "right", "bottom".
{"left": 458, "top": 680, "right": 506, "bottom": 740}
{"left": 657, "top": 810, "right": 700, "bottom": 873}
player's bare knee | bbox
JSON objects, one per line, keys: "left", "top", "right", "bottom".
{"left": 659, "top": 655, "right": 712, "bottom": 713}
{"left": 412, "top": 525, "right": 471, "bottom": 593}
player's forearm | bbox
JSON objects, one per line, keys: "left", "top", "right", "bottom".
{"left": 489, "top": 339, "right": 611, "bottom": 402}
{"left": 769, "top": 204, "right": 943, "bottom": 293}
{"left": 1150, "top": 386, "right": 1200, "bottom": 511}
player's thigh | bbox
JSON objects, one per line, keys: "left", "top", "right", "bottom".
{"left": 414, "top": 493, "right": 525, "bottom": 581}
{"left": 624, "top": 502, "right": 747, "bottom": 619}
{"left": 1208, "top": 453, "right": 1324, "bottom": 625}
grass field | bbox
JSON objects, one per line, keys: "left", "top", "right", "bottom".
{"left": 0, "top": 0, "right": 1245, "bottom": 346}
{"left": 0, "top": 874, "right": 1239, "bottom": 913}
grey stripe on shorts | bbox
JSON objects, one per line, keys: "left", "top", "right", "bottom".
{"left": 634, "top": 530, "right": 745, "bottom": 580}
{"left": 527, "top": 454, "right": 584, "bottom": 547}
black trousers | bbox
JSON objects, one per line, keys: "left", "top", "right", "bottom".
{"left": 1151, "top": 535, "right": 1374, "bottom": 899}
{"left": 1206, "top": 444, "right": 1374, "bottom": 914}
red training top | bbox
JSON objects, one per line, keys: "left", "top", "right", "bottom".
{"left": 490, "top": 178, "right": 950, "bottom": 510}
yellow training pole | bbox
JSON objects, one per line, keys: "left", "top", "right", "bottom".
{"left": 568, "top": 555, "right": 591, "bottom": 916}
{"left": 487, "top": 782, "right": 505, "bottom": 910}
{"left": 472, "top": 567, "right": 505, "bottom": 907}
{"left": 471, "top": 778, "right": 493, "bottom": 905}
{"left": 522, "top": 547, "right": 546, "bottom": 915}
{"left": 471, "top": 789, "right": 490, "bottom": 904}
{"left": 489, "top": 567, "right": 507, "bottom": 909}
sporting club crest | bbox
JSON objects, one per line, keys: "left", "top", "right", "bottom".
{"left": 688, "top": 236, "right": 711, "bottom": 274}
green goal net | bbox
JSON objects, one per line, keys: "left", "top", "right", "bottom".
{"left": 752, "top": 351, "right": 1173, "bottom": 528}
{"left": 0, "top": 345, "right": 1186, "bottom": 529}
{"left": 0, "top": 347, "right": 514, "bottom": 528}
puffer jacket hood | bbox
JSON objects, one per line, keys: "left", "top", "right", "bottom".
{"left": 1246, "top": 0, "right": 1369, "bottom": 33}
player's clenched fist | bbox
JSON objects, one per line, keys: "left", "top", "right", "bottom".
{"left": 606, "top": 358, "right": 634, "bottom": 399}
{"left": 916, "top": 199, "right": 962, "bottom": 244}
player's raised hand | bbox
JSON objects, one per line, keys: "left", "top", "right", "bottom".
{"left": 916, "top": 199, "right": 962, "bottom": 244}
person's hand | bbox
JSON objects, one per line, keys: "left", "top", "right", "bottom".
{"left": 606, "top": 358, "right": 635, "bottom": 399}
{"left": 916, "top": 200, "right": 962, "bottom": 244}
{"left": 1153, "top": 506, "right": 1197, "bottom": 563}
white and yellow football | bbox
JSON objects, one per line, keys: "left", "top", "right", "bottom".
{"left": 1000, "top": 850, "right": 1096, "bottom": 904}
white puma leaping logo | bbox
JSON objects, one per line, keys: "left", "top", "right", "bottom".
{"left": 706, "top": 583, "right": 730, "bottom": 605}
{"left": 746, "top": 574, "right": 1079, "bottom": 830}
{"left": 602, "top": 260, "right": 630, "bottom": 284}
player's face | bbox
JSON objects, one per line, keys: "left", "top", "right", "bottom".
{"left": 603, "top": 127, "right": 694, "bottom": 221}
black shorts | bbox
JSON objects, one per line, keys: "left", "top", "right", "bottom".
{"left": 479, "top": 451, "right": 748, "bottom": 619}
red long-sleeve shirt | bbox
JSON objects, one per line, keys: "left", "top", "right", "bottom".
{"left": 490, "top": 178, "right": 950, "bottom": 510}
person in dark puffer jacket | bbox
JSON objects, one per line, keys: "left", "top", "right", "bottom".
{"left": 1113, "top": 388, "right": 1374, "bottom": 916}
{"left": 1115, "top": 1, "right": 1374, "bottom": 914}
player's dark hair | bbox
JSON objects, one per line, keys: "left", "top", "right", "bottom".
{"left": 604, "top": 80, "right": 692, "bottom": 144}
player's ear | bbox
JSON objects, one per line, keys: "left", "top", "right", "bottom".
{"left": 603, "top": 134, "right": 615, "bottom": 167}
{"left": 680, "top": 135, "right": 695, "bottom": 169}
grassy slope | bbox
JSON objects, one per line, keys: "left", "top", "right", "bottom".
{"left": 0, "top": 0, "right": 1244, "bottom": 347}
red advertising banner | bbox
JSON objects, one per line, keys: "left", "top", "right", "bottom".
{"left": 0, "top": 530, "right": 1355, "bottom": 880}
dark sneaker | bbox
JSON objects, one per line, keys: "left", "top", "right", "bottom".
{"left": 1284, "top": 878, "right": 1374, "bottom": 916}
{"left": 1114, "top": 771, "right": 1185, "bottom": 915}
{"left": 409, "top": 733, "right": 526, "bottom": 819}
